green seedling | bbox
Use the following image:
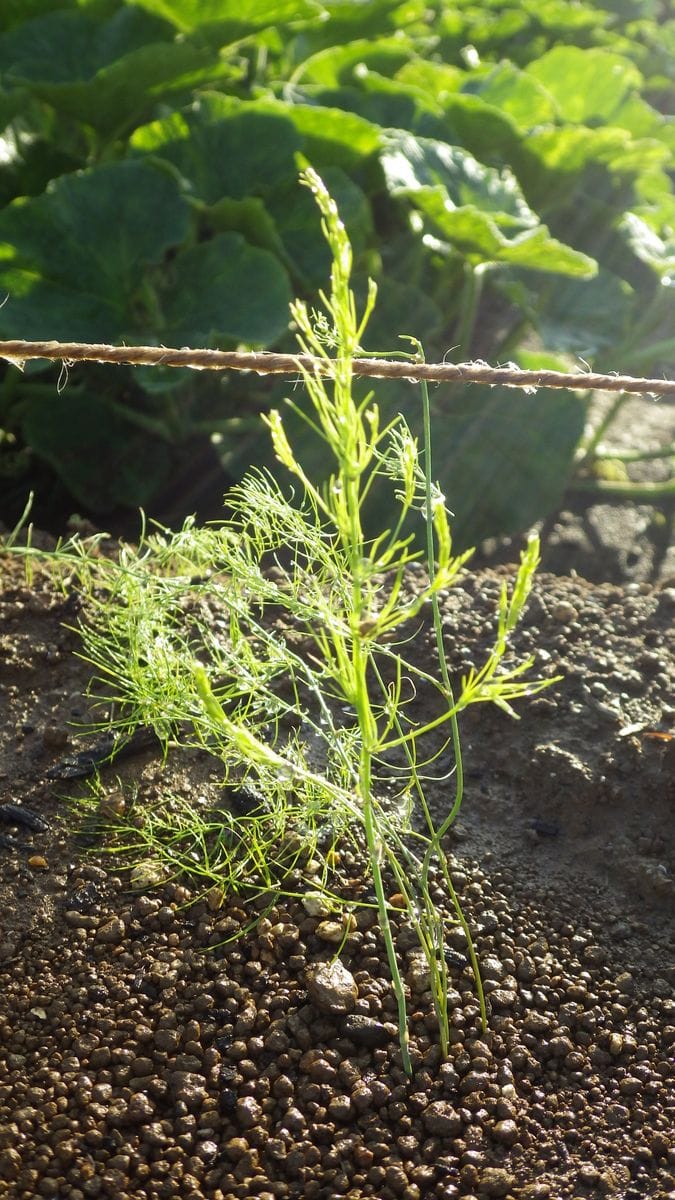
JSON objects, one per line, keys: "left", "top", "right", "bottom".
{"left": 5, "top": 169, "right": 559, "bottom": 1073}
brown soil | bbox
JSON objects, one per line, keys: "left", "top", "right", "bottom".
{"left": 0, "top": 536, "right": 673, "bottom": 1200}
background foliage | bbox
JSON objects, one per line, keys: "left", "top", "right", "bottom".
{"left": 0, "top": 0, "right": 672, "bottom": 542}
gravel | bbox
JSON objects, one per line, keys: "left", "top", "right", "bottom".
{"left": 0, "top": 852, "right": 673, "bottom": 1199}
{"left": 0, "top": 555, "right": 673, "bottom": 1198}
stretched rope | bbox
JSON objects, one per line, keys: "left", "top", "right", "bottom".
{"left": 1, "top": 337, "right": 673, "bottom": 395}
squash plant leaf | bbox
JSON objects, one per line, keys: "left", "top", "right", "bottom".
{"left": 21, "top": 389, "right": 173, "bottom": 511}
{"left": 382, "top": 132, "right": 596, "bottom": 275}
{"left": 0, "top": 10, "right": 235, "bottom": 135}
{"left": 0, "top": 159, "right": 190, "bottom": 341}
{"left": 432, "top": 384, "right": 586, "bottom": 550}
{"left": 525, "top": 47, "right": 643, "bottom": 124}
{"left": 130, "top": 97, "right": 303, "bottom": 204}
{"left": 162, "top": 234, "right": 291, "bottom": 347}
{"left": 132, "top": 0, "right": 321, "bottom": 37}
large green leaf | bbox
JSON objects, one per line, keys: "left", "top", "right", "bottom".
{"left": 294, "top": 0, "right": 420, "bottom": 51}
{"left": 133, "top": 0, "right": 321, "bottom": 36}
{"left": 0, "top": 160, "right": 190, "bottom": 341}
{"left": 395, "top": 60, "right": 465, "bottom": 101}
{"left": 0, "top": 0, "right": 79, "bottom": 32}
{"left": 619, "top": 212, "right": 675, "bottom": 282}
{"left": 0, "top": 8, "right": 171, "bottom": 81}
{"left": 0, "top": 10, "right": 234, "bottom": 135}
{"left": 525, "top": 269, "right": 635, "bottom": 356}
{"left": 294, "top": 36, "right": 415, "bottom": 86}
{"left": 265, "top": 167, "right": 373, "bottom": 289}
{"left": 162, "top": 234, "right": 291, "bottom": 346}
{"left": 381, "top": 132, "right": 535, "bottom": 226}
{"left": 380, "top": 131, "right": 596, "bottom": 275}
{"left": 21, "top": 390, "right": 173, "bottom": 511}
{"left": 360, "top": 276, "right": 443, "bottom": 348}
{"left": 131, "top": 98, "right": 374, "bottom": 290}
{"left": 411, "top": 188, "right": 596, "bottom": 275}
{"left": 436, "top": 94, "right": 524, "bottom": 165}
{"left": 526, "top": 46, "right": 643, "bottom": 122}
{"left": 463, "top": 62, "right": 559, "bottom": 130}
{"left": 513, "top": 125, "right": 670, "bottom": 213}
{"left": 430, "top": 384, "right": 586, "bottom": 550}
{"left": 130, "top": 96, "right": 302, "bottom": 203}
{"left": 292, "top": 80, "right": 443, "bottom": 139}
{"left": 272, "top": 102, "right": 381, "bottom": 169}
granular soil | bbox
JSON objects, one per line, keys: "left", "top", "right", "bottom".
{"left": 0, "top": 541, "right": 673, "bottom": 1200}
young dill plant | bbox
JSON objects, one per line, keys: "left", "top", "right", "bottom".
{"left": 9, "top": 168, "right": 559, "bottom": 1074}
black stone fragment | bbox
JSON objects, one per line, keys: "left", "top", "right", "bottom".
{"left": 0, "top": 803, "right": 49, "bottom": 832}
{"left": 341, "top": 1015, "right": 393, "bottom": 1048}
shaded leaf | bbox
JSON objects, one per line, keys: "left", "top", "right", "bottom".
{"left": 163, "top": 234, "right": 291, "bottom": 346}
{"left": 0, "top": 8, "right": 171, "bottom": 81}
{"left": 0, "top": 10, "right": 233, "bottom": 135}
{"left": 437, "top": 94, "right": 523, "bottom": 165}
{"left": 265, "top": 167, "right": 372, "bottom": 289}
{"left": 292, "top": 80, "right": 442, "bottom": 137}
{"left": 360, "top": 277, "right": 443, "bottom": 348}
{"left": 206, "top": 197, "right": 289, "bottom": 262}
{"left": 0, "top": 160, "right": 190, "bottom": 341}
{"left": 528, "top": 270, "right": 635, "bottom": 357}
{"left": 431, "top": 384, "right": 586, "bottom": 549}
{"left": 130, "top": 96, "right": 302, "bottom": 203}
{"left": 21, "top": 391, "right": 173, "bottom": 511}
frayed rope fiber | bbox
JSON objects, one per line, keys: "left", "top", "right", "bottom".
{"left": 1, "top": 338, "right": 673, "bottom": 395}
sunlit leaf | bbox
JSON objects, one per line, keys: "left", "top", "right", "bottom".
{"left": 526, "top": 46, "right": 643, "bottom": 122}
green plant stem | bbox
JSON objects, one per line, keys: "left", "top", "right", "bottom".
{"left": 419, "top": 370, "right": 487, "bottom": 1034}
{"left": 339, "top": 364, "right": 413, "bottom": 1076}
{"left": 592, "top": 442, "right": 675, "bottom": 464}
{"left": 455, "top": 263, "right": 487, "bottom": 359}
{"left": 569, "top": 478, "right": 675, "bottom": 500}
{"left": 576, "top": 391, "right": 626, "bottom": 466}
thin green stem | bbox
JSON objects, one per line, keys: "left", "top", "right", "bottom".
{"left": 455, "top": 263, "right": 487, "bottom": 360}
{"left": 592, "top": 442, "right": 675, "bottom": 464}
{"left": 576, "top": 391, "right": 626, "bottom": 466}
{"left": 569, "top": 477, "right": 675, "bottom": 500}
{"left": 419, "top": 370, "right": 487, "bottom": 1033}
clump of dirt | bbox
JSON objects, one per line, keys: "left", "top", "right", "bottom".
{"left": 0, "top": 550, "right": 672, "bottom": 1200}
